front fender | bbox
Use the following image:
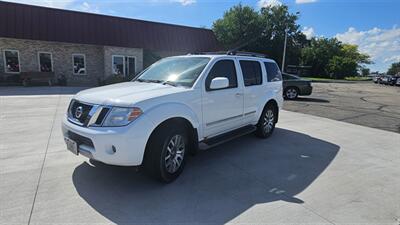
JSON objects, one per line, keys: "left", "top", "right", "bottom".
{"left": 144, "top": 102, "right": 201, "bottom": 139}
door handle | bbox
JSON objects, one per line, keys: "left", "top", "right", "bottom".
{"left": 235, "top": 93, "right": 243, "bottom": 96}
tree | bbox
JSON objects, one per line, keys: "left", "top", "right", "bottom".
{"left": 361, "top": 68, "right": 370, "bottom": 76}
{"left": 301, "top": 38, "right": 371, "bottom": 78}
{"left": 212, "top": 4, "right": 307, "bottom": 68}
{"left": 387, "top": 62, "right": 400, "bottom": 75}
{"left": 300, "top": 38, "right": 342, "bottom": 77}
{"left": 213, "top": 4, "right": 262, "bottom": 50}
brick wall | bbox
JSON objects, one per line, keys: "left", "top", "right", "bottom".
{"left": 103, "top": 46, "right": 143, "bottom": 79}
{"left": 0, "top": 38, "right": 105, "bottom": 86}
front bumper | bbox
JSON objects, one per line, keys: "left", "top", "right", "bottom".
{"left": 62, "top": 114, "right": 155, "bottom": 166}
{"left": 300, "top": 86, "right": 313, "bottom": 96}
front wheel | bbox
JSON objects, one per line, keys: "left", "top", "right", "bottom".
{"left": 255, "top": 104, "right": 277, "bottom": 138}
{"left": 143, "top": 124, "right": 188, "bottom": 183}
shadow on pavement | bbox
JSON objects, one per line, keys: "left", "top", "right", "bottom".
{"left": 72, "top": 128, "right": 339, "bottom": 224}
{"left": 292, "top": 97, "right": 330, "bottom": 103}
{"left": 0, "top": 86, "right": 88, "bottom": 96}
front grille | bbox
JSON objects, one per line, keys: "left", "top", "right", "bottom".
{"left": 68, "top": 100, "right": 111, "bottom": 127}
{"left": 67, "top": 131, "right": 94, "bottom": 148}
{"left": 68, "top": 100, "right": 93, "bottom": 125}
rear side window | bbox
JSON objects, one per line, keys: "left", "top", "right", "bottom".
{"left": 239, "top": 60, "right": 262, "bottom": 86}
{"left": 205, "top": 60, "right": 238, "bottom": 91}
{"left": 265, "top": 62, "right": 282, "bottom": 82}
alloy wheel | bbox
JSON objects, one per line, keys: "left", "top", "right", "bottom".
{"left": 263, "top": 109, "right": 275, "bottom": 134}
{"left": 164, "top": 134, "right": 185, "bottom": 174}
{"left": 286, "top": 88, "right": 298, "bottom": 99}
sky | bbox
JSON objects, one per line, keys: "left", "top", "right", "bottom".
{"left": 3, "top": 0, "right": 400, "bottom": 72}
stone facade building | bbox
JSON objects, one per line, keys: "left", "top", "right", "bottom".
{"left": 0, "top": 2, "right": 220, "bottom": 86}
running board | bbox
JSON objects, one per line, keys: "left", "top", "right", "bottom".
{"left": 199, "top": 125, "right": 256, "bottom": 150}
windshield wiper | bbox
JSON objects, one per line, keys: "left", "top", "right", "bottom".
{"left": 162, "top": 81, "right": 178, "bottom": 87}
{"left": 135, "top": 79, "right": 163, "bottom": 83}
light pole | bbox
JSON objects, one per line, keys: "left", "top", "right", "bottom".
{"left": 281, "top": 26, "right": 289, "bottom": 72}
{"left": 281, "top": 11, "right": 300, "bottom": 73}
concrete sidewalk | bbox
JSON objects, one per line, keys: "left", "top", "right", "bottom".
{"left": 1, "top": 92, "right": 399, "bottom": 225}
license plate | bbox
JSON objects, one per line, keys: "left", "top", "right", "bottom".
{"left": 64, "top": 137, "right": 78, "bottom": 155}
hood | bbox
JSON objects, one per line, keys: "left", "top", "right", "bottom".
{"left": 74, "top": 82, "right": 188, "bottom": 107}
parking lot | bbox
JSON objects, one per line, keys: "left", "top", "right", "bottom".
{"left": 284, "top": 82, "right": 400, "bottom": 133}
{"left": 1, "top": 86, "right": 399, "bottom": 224}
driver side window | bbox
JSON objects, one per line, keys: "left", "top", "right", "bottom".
{"left": 205, "top": 60, "right": 238, "bottom": 91}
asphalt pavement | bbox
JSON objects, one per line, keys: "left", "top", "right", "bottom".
{"left": 283, "top": 82, "right": 400, "bottom": 133}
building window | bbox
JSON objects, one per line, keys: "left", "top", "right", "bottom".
{"left": 72, "top": 54, "right": 86, "bottom": 75}
{"left": 38, "top": 52, "right": 53, "bottom": 72}
{"left": 112, "top": 55, "right": 124, "bottom": 75}
{"left": 3, "top": 50, "right": 20, "bottom": 73}
{"left": 112, "top": 55, "right": 136, "bottom": 77}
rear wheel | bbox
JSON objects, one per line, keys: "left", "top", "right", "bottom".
{"left": 285, "top": 87, "right": 299, "bottom": 100}
{"left": 255, "top": 104, "right": 277, "bottom": 138}
{"left": 143, "top": 123, "right": 188, "bottom": 183}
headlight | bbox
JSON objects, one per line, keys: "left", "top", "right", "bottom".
{"left": 102, "top": 107, "right": 143, "bottom": 127}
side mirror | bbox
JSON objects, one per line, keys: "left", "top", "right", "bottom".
{"left": 210, "top": 77, "right": 229, "bottom": 90}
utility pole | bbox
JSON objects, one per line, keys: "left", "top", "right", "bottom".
{"left": 281, "top": 11, "right": 300, "bottom": 73}
{"left": 281, "top": 27, "right": 288, "bottom": 73}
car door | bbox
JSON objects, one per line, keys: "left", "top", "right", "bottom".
{"left": 202, "top": 58, "right": 244, "bottom": 138}
{"left": 238, "top": 59, "right": 264, "bottom": 125}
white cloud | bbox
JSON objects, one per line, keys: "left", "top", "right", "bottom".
{"left": 257, "top": 0, "right": 282, "bottom": 8}
{"left": 171, "top": 0, "right": 196, "bottom": 6}
{"left": 336, "top": 26, "right": 400, "bottom": 72}
{"left": 3, "top": 0, "right": 75, "bottom": 9}
{"left": 295, "top": 0, "right": 317, "bottom": 4}
{"left": 302, "top": 26, "right": 315, "bottom": 39}
{"left": 77, "top": 1, "right": 100, "bottom": 13}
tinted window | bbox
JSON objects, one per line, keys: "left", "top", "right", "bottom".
{"left": 206, "top": 60, "right": 238, "bottom": 91}
{"left": 265, "top": 62, "right": 282, "bottom": 82}
{"left": 239, "top": 61, "right": 262, "bottom": 86}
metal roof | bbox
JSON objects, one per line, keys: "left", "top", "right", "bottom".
{"left": 0, "top": 1, "right": 221, "bottom": 52}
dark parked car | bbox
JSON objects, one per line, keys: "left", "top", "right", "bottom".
{"left": 388, "top": 75, "right": 400, "bottom": 86}
{"left": 282, "top": 73, "right": 313, "bottom": 99}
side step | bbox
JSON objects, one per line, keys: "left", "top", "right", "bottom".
{"left": 199, "top": 125, "right": 257, "bottom": 150}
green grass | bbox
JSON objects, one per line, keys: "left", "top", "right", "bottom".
{"left": 302, "top": 76, "right": 371, "bottom": 82}
{"left": 344, "top": 76, "right": 372, "bottom": 81}
{"left": 302, "top": 77, "right": 339, "bottom": 81}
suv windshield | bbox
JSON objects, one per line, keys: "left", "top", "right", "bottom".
{"left": 134, "top": 57, "right": 210, "bottom": 87}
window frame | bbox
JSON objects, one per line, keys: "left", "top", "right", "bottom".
{"left": 112, "top": 55, "right": 125, "bottom": 76}
{"left": 72, "top": 53, "right": 87, "bottom": 76}
{"left": 205, "top": 59, "right": 238, "bottom": 92}
{"left": 125, "top": 55, "right": 137, "bottom": 78}
{"left": 239, "top": 60, "right": 263, "bottom": 87}
{"left": 37, "top": 51, "right": 53, "bottom": 72}
{"left": 3, "top": 49, "right": 21, "bottom": 74}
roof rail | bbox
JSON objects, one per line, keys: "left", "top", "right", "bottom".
{"left": 188, "top": 51, "right": 268, "bottom": 58}
{"left": 227, "top": 51, "right": 267, "bottom": 58}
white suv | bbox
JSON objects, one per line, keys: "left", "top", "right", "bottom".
{"left": 62, "top": 53, "right": 283, "bottom": 182}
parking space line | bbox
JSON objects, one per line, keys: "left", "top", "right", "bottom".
{"left": 27, "top": 95, "right": 61, "bottom": 225}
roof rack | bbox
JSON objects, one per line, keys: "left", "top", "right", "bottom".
{"left": 188, "top": 51, "right": 268, "bottom": 58}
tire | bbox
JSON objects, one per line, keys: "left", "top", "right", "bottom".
{"left": 143, "top": 123, "right": 188, "bottom": 183}
{"left": 284, "top": 87, "right": 299, "bottom": 100}
{"left": 255, "top": 103, "right": 277, "bottom": 138}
